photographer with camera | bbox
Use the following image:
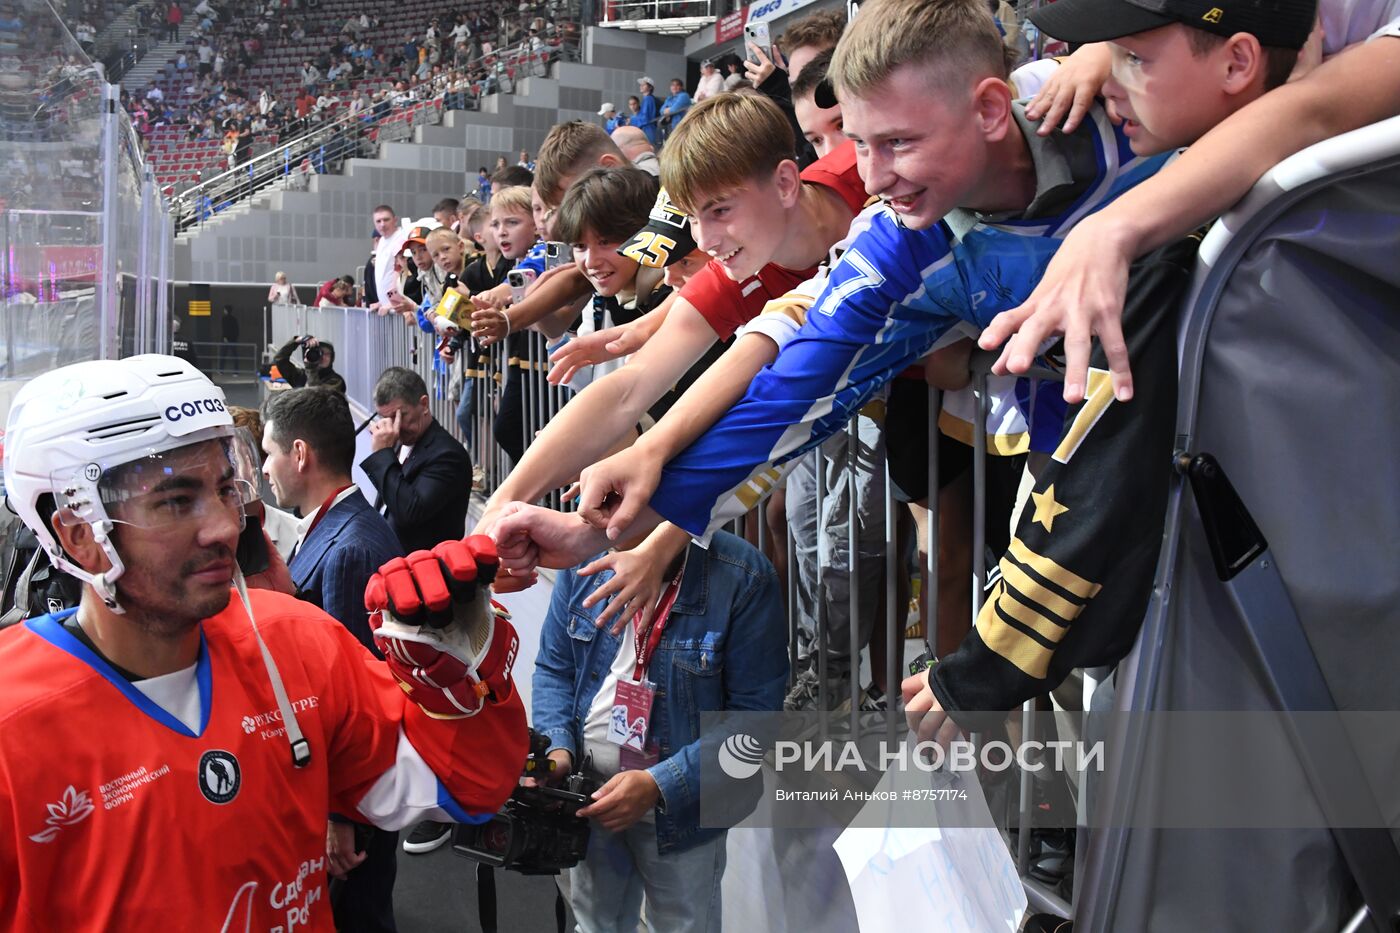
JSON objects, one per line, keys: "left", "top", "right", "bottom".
{"left": 273, "top": 334, "right": 348, "bottom": 393}
{"left": 530, "top": 530, "right": 788, "bottom": 932}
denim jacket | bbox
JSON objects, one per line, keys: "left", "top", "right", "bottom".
{"left": 531, "top": 531, "right": 788, "bottom": 854}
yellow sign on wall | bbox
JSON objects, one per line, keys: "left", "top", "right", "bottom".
{"left": 188, "top": 300, "right": 211, "bottom": 317}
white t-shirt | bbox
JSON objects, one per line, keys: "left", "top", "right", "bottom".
{"left": 374, "top": 223, "right": 410, "bottom": 306}
{"left": 1321, "top": 0, "right": 1400, "bottom": 54}
{"left": 134, "top": 663, "right": 201, "bottom": 733}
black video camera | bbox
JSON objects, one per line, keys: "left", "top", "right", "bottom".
{"left": 452, "top": 730, "right": 595, "bottom": 875}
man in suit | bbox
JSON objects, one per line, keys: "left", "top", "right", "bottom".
{"left": 261, "top": 386, "right": 405, "bottom": 932}
{"left": 361, "top": 367, "right": 472, "bottom": 556}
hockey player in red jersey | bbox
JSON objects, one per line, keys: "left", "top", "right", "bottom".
{"left": 0, "top": 355, "right": 527, "bottom": 929}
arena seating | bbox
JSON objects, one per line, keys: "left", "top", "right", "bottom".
{"left": 133, "top": 0, "right": 567, "bottom": 196}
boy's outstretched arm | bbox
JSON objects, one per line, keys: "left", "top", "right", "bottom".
{"left": 980, "top": 32, "right": 1400, "bottom": 404}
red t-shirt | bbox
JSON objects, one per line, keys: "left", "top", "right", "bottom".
{"left": 681, "top": 142, "right": 867, "bottom": 340}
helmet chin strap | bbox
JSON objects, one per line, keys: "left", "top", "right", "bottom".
{"left": 233, "top": 565, "right": 312, "bottom": 768}
{"left": 54, "top": 520, "right": 129, "bottom": 615}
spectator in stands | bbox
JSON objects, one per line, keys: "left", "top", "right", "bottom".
{"left": 694, "top": 58, "right": 724, "bottom": 101}
{"left": 518, "top": 149, "right": 534, "bottom": 171}
{"left": 300, "top": 60, "right": 321, "bottom": 89}
{"left": 386, "top": 226, "right": 432, "bottom": 313}
{"left": 492, "top": 164, "right": 534, "bottom": 191}
{"left": 494, "top": 155, "right": 509, "bottom": 173}
{"left": 556, "top": 167, "right": 671, "bottom": 377}
{"left": 294, "top": 87, "right": 315, "bottom": 125}
{"left": 611, "top": 125, "right": 659, "bottom": 177}
{"left": 196, "top": 38, "right": 214, "bottom": 76}
{"left": 268, "top": 271, "right": 292, "bottom": 304}
{"left": 790, "top": 50, "right": 844, "bottom": 158}
{"left": 633, "top": 77, "right": 660, "bottom": 146}
{"left": 476, "top": 166, "right": 492, "bottom": 201}
{"left": 723, "top": 58, "right": 745, "bottom": 91}
{"left": 165, "top": 1, "right": 182, "bottom": 42}
{"left": 273, "top": 335, "right": 346, "bottom": 393}
{"left": 219, "top": 304, "right": 239, "bottom": 372}
{"left": 532, "top": 532, "right": 786, "bottom": 933}
{"left": 73, "top": 18, "right": 95, "bottom": 52}
{"left": 599, "top": 101, "right": 624, "bottom": 133}
{"left": 626, "top": 95, "right": 641, "bottom": 126}
{"left": 261, "top": 387, "right": 405, "bottom": 931}
{"left": 432, "top": 198, "right": 460, "bottom": 231}
{"left": 658, "top": 78, "right": 692, "bottom": 141}
{"left": 985, "top": 1, "right": 1400, "bottom": 399}
{"left": 370, "top": 204, "right": 408, "bottom": 314}
{"left": 176, "top": 50, "right": 189, "bottom": 72}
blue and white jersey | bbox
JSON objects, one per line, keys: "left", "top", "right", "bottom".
{"left": 651, "top": 106, "right": 1168, "bottom": 539}
{"left": 516, "top": 240, "right": 548, "bottom": 277}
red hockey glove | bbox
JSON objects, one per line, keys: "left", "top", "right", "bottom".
{"left": 366, "top": 536, "right": 519, "bottom": 718}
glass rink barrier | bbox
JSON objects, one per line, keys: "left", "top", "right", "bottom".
{"left": 268, "top": 115, "right": 1400, "bottom": 929}
{"left": 0, "top": 0, "right": 171, "bottom": 427}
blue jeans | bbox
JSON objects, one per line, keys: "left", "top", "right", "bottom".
{"left": 569, "top": 822, "right": 725, "bottom": 933}
{"left": 455, "top": 380, "right": 474, "bottom": 446}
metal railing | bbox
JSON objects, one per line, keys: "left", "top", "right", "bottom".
{"left": 169, "top": 29, "right": 581, "bottom": 233}
{"left": 598, "top": 0, "right": 716, "bottom": 26}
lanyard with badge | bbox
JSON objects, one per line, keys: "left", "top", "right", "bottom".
{"left": 607, "top": 554, "right": 686, "bottom": 771}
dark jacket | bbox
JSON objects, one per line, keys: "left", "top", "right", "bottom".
{"left": 273, "top": 337, "right": 348, "bottom": 393}
{"left": 288, "top": 490, "right": 403, "bottom": 653}
{"left": 359, "top": 419, "right": 472, "bottom": 554}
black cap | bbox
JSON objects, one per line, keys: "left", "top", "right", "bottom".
{"left": 618, "top": 188, "right": 698, "bottom": 268}
{"left": 1030, "top": 0, "right": 1316, "bottom": 50}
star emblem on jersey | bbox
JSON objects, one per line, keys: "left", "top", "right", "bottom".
{"left": 1031, "top": 484, "right": 1069, "bottom": 533}
{"left": 28, "top": 785, "right": 95, "bottom": 843}
{"left": 198, "top": 750, "right": 242, "bottom": 805}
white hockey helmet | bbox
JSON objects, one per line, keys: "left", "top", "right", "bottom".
{"left": 3, "top": 354, "right": 259, "bottom": 611}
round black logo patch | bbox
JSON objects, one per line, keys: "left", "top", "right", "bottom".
{"left": 197, "top": 750, "right": 241, "bottom": 805}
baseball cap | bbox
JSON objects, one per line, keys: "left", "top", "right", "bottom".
{"left": 701, "top": 58, "right": 714, "bottom": 68}
{"left": 402, "top": 225, "right": 434, "bottom": 249}
{"left": 618, "top": 188, "right": 698, "bottom": 268}
{"left": 1030, "top": 0, "right": 1315, "bottom": 49}
{"left": 599, "top": 101, "right": 616, "bottom": 115}
{"left": 638, "top": 75, "right": 654, "bottom": 87}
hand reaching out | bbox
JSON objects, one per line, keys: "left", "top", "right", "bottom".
{"left": 576, "top": 444, "right": 664, "bottom": 542}
{"left": 578, "top": 542, "right": 668, "bottom": 636}
{"left": 490, "top": 501, "right": 610, "bottom": 585}
{"left": 977, "top": 211, "right": 1135, "bottom": 403}
{"left": 547, "top": 321, "right": 644, "bottom": 386}
{"left": 1023, "top": 42, "right": 1112, "bottom": 136}
{"left": 471, "top": 306, "right": 510, "bottom": 346}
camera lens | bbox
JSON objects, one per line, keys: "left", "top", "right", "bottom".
{"left": 304, "top": 345, "right": 323, "bottom": 365}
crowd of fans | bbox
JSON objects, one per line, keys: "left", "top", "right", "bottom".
{"left": 7, "top": 0, "right": 1395, "bottom": 928}
{"left": 114, "top": 0, "right": 574, "bottom": 190}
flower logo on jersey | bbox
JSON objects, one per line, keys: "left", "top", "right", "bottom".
{"left": 198, "top": 750, "right": 242, "bottom": 805}
{"left": 28, "top": 785, "right": 95, "bottom": 843}
{"left": 241, "top": 716, "right": 257, "bottom": 734}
